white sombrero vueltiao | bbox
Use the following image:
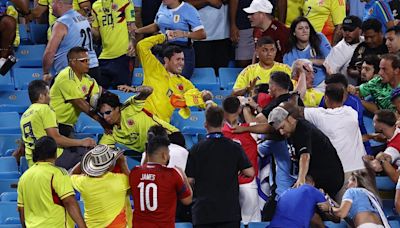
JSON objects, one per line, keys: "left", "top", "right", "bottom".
{"left": 81, "top": 145, "right": 123, "bottom": 177}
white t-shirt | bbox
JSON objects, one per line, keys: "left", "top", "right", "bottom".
{"left": 304, "top": 106, "right": 366, "bottom": 172}
{"left": 197, "top": 4, "right": 229, "bottom": 41}
{"left": 141, "top": 143, "right": 189, "bottom": 170}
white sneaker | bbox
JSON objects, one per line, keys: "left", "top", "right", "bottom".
{"left": 0, "top": 58, "right": 6, "bottom": 69}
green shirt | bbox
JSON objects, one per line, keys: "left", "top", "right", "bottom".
{"left": 359, "top": 76, "right": 398, "bottom": 110}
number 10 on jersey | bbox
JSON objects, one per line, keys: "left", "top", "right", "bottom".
{"left": 137, "top": 182, "right": 158, "bottom": 211}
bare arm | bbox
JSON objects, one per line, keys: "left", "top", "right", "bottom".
{"left": 186, "top": 0, "right": 222, "bottom": 9}
{"left": 91, "top": 27, "right": 100, "bottom": 41}
{"left": 43, "top": 22, "right": 67, "bottom": 74}
{"left": 18, "top": 207, "right": 26, "bottom": 228}
{"left": 361, "top": 100, "right": 379, "bottom": 114}
{"left": 70, "top": 162, "right": 82, "bottom": 175}
{"left": 232, "top": 122, "right": 274, "bottom": 134}
{"left": 277, "top": 0, "right": 287, "bottom": 24}
{"left": 117, "top": 155, "right": 130, "bottom": 176}
{"left": 29, "top": 4, "right": 48, "bottom": 18}
{"left": 175, "top": 167, "right": 193, "bottom": 205}
{"left": 332, "top": 24, "right": 343, "bottom": 46}
{"left": 242, "top": 106, "right": 257, "bottom": 123}
{"left": 318, "top": 200, "right": 352, "bottom": 219}
{"left": 62, "top": 196, "right": 87, "bottom": 228}
{"left": 127, "top": 21, "right": 138, "bottom": 56}
{"left": 133, "top": 86, "right": 153, "bottom": 100}
{"left": 135, "top": 23, "right": 159, "bottom": 35}
{"left": 46, "top": 128, "right": 96, "bottom": 148}
{"left": 229, "top": 0, "right": 239, "bottom": 43}
{"left": 293, "top": 153, "right": 310, "bottom": 188}
{"left": 241, "top": 166, "right": 255, "bottom": 178}
{"left": 11, "top": 0, "right": 29, "bottom": 15}
{"left": 134, "top": 7, "right": 144, "bottom": 42}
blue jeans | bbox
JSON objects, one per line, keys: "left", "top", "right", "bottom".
{"left": 258, "top": 140, "right": 296, "bottom": 197}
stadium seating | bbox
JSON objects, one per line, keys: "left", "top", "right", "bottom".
{"left": 390, "top": 220, "right": 400, "bottom": 228}
{"left": 212, "top": 89, "right": 233, "bottom": 106}
{"left": 0, "top": 179, "right": 18, "bottom": 195}
{"left": 323, "top": 221, "right": 349, "bottom": 228}
{"left": 108, "top": 90, "right": 135, "bottom": 103}
{"left": 363, "top": 115, "right": 384, "bottom": 147}
{"left": 175, "top": 223, "right": 193, "bottom": 228}
{"left": 0, "top": 192, "right": 17, "bottom": 202}
{"left": 132, "top": 68, "right": 144, "bottom": 86}
{"left": 14, "top": 67, "right": 43, "bottom": 90}
{"left": 218, "top": 67, "right": 242, "bottom": 90}
{"left": 248, "top": 222, "right": 270, "bottom": 228}
{"left": 191, "top": 68, "right": 219, "bottom": 91}
{"left": 383, "top": 199, "right": 396, "bottom": 217}
{"left": 29, "top": 23, "right": 48, "bottom": 44}
{"left": 18, "top": 24, "right": 32, "bottom": 45}
{"left": 0, "top": 157, "right": 19, "bottom": 179}
{"left": 171, "top": 111, "right": 206, "bottom": 135}
{"left": 376, "top": 176, "right": 396, "bottom": 191}
{"left": 75, "top": 114, "right": 103, "bottom": 134}
{"left": 0, "top": 135, "right": 21, "bottom": 157}
{"left": 0, "top": 90, "right": 30, "bottom": 113}
{"left": 0, "top": 72, "right": 15, "bottom": 91}
{"left": 15, "top": 44, "right": 45, "bottom": 68}
{"left": 0, "top": 113, "right": 20, "bottom": 134}
{"left": 126, "top": 156, "right": 140, "bottom": 170}
{"left": 0, "top": 202, "right": 19, "bottom": 224}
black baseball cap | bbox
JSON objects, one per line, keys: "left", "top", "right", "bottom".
{"left": 342, "top": 16, "right": 362, "bottom": 31}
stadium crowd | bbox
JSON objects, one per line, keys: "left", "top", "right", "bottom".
{"left": 3, "top": 0, "right": 400, "bottom": 227}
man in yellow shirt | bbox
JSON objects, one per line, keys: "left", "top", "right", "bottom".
{"left": 70, "top": 145, "right": 131, "bottom": 228}
{"left": 97, "top": 86, "right": 179, "bottom": 153}
{"left": 137, "top": 33, "right": 213, "bottom": 123}
{"left": 50, "top": 46, "right": 108, "bottom": 138}
{"left": 302, "top": 0, "right": 346, "bottom": 44}
{"left": 21, "top": 80, "right": 96, "bottom": 168}
{"left": 91, "top": 0, "right": 136, "bottom": 89}
{"left": 17, "top": 136, "right": 86, "bottom": 228}
{"left": 233, "top": 36, "right": 291, "bottom": 96}
{"left": 291, "top": 59, "right": 324, "bottom": 107}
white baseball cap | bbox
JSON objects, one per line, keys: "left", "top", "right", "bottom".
{"left": 243, "top": 0, "right": 273, "bottom": 14}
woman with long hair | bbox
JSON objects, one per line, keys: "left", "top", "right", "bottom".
{"left": 283, "top": 16, "right": 331, "bottom": 91}
{"left": 318, "top": 170, "right": 389, "bottom": 228}
{"left": 135, "top": 0, "right": 206, "bottom": 79}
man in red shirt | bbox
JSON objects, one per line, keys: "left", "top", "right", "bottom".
{"left": 243, "top": 0, "right": 289, "bottom": 63}
{"left": 129, "top": 136, "right": 192, "bottom": 228}
{"left": 222, "top": 96, "right": 260, "bottom": 224}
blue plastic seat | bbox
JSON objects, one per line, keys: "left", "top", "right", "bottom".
{"left": 389, "top": 219, "right": 400, "bottom": 228}
{"left": 15, "top": 44, "right": 46, "bottom": 67}
{"left": 175, "top": 223, "right": 193, "bottom": 228}
{"left": 0, "top": 72, "right": 15, "bottom": 91}
{"left": 0, "top": 157, "right": 19, "bottom": 179}
{"left": 30, "top": 23, "right": 48, "bottom": 44}
{"left": 376, "top": 176, "right": 396, "bottom": 191}
{"left": 18, "top": 24, "right": 32, "bottom": 45}
{"left": 19, "top": 157, "right": 28, "bottom": 175}
{"left": 171, "top": 111, "right": 206, "bottom": 135}
{"left": 0, "top": 179, "right": 18, "bottom": 195}
{"left": 248, "top": 222, "right": 270, "bottom": 228}
{"left": 212, "top": 89, "right": 233, "bottom": 106}
{"left": 75, "top": 114, "right": 103, "bottom": 134}
{"left": 126, "top": 156, "right": 140, "bottom": 170}
{"left": 191, "top": 68, "right": 219, "bottom": 91}
{"left": 0, "top": 135, "right": 21, "bottom": 157}
{"left": 0, "top": 192, "right": 17, "bottom": 202}
{"left": 218, "top": 68, "right": 243, "bottom": 90}
{"left": 132, "top": 68, "right": 144, "bottom": 86}
{"left": 324, "top": 221, "right": 348, "bottom": 228}
{"left": 383, "top": 199, "right": 396, "bottom": 217}
{"left": 14, "top": 68, "right": 43, "bottom": 90}
{"left": 0, "top": 90, "right": 30, "bottom": 113}
{"left": 108, "top": 90, "right": 136, "bottom": 103}
{"left": 0, "top": 113, "right": 20, "bottom": 134}
{"left": 0, "top": 202, "right": 19, "bottom": 224}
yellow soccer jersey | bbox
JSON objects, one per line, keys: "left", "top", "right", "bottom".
{"left": 50, "top": 67, "right": 100, "bottom": 126}
{"left": 92, "top": 0, "right": 135, "bottom": 59}
{"left": 233, "top": 62, "right": 292, "bottom": 90}
{"left": 71, "top": 173, "right": 130, "bottom": 228}
{"left": 292, "top": 80, "right": 324, "bottom": 107}
{"left": 18, "top": 162, "right": 75, "bottom": 228}
{"left": 286, "top": 0, "right": 304, "bottom": 27}
{"left": 99, "top": 97, "right": 178, "bottom": 152}
{"left": 20, "top": 103, "right": 63, "bottom": 166}
{"left": 302, "top": 0, "right": 346, "bottom": 32}
{"left": 6, "top": 5, "right": 20, "bottom": 47}
{"left": 137, "top": 34, "right": 204, "bottom": 123}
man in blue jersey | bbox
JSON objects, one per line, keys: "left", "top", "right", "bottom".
{"left": 362, "top": 0, "right": 395, "bottom": 33}
{"left": 42, "top": 0, "right": 99, "bottom": 82}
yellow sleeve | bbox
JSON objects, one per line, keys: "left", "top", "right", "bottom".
{"left": 183, "top": 88, "right": 205, "bottom": 107}
{"left": 70, "top": 175, "right": 83, "bottom": 192}
{"left": 53, "top": 168, "right": 75, "bottom": 200}
{"left": 17, "top": 177, "right": 24, "bottom": 207}
{"left": 58, "top": 79, "right": 85, "bottom": 101}
{"left": 41, "top": 106, "right": 58, "bottom": 129}
{"left": 330, "top": 0, "right": 346, "bottom": 25}
{"left": 125, "top": 0, "right": 135, "bottom": 22}
{"left": 38, "top": 0, "right": 49, "bottom": 6}
{"left": 124, "top": 96, "right": 146, "bottom": 113}
{"left": 6, "top": 6, "right": 20, "bottom": 47}
{"left": 99, "top": 133, "right": 117, "bottom": 147}
{"left": 233, "top": 68, "right": 250, "bottom": 90}
{"left": 137, "top": 34, "right": 167, "bottom": 81}
{"left": 91, "top": 3, "right": 100, "bottom": 28}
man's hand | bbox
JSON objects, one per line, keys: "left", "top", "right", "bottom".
{"left": 117, "top": 85, "right": 136, "bottom": 93}
{"left": 363, "top": 155, "right": 383, "bottom": 172}
{"left": 317, "top": 201, "right": 331, "bottom": 213}
{"left": 80, "top": 137, "right": 96, "bottom": 148}
{"left": 347, "top": 85, "right": 358, "bottom": 95}
{"left": 43, "top": 73, "right": 52, "bottom": 83}
{"left": 292, "top": 178, "right": 305, "bottom": 188}
{"left": 230, "top": 24, "right": 240, "bottom": 44}
{"left": 127, "top": 41, "right": 135, "bottom": 57}
{"left": 201, "top": 90, "right": 213, "bottom": 102}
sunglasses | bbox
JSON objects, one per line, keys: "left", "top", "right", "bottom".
{"left": 70, "top": 57, "right": 90, "bottom": 63}
{"left": 101, "top": 110, "right": 113, "bottom": 117}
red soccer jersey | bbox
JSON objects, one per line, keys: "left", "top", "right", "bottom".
{"left": 129, "top": 163, "right": 191, "bottom": 228}
{"left": 253, "top": 19, "right": 290, "bottom": 63}
{"left": 388, "top": 129, "right": 400, "bottom": 152}
{"left": 222, "top": 123, "right": 258, "bottom": 184}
